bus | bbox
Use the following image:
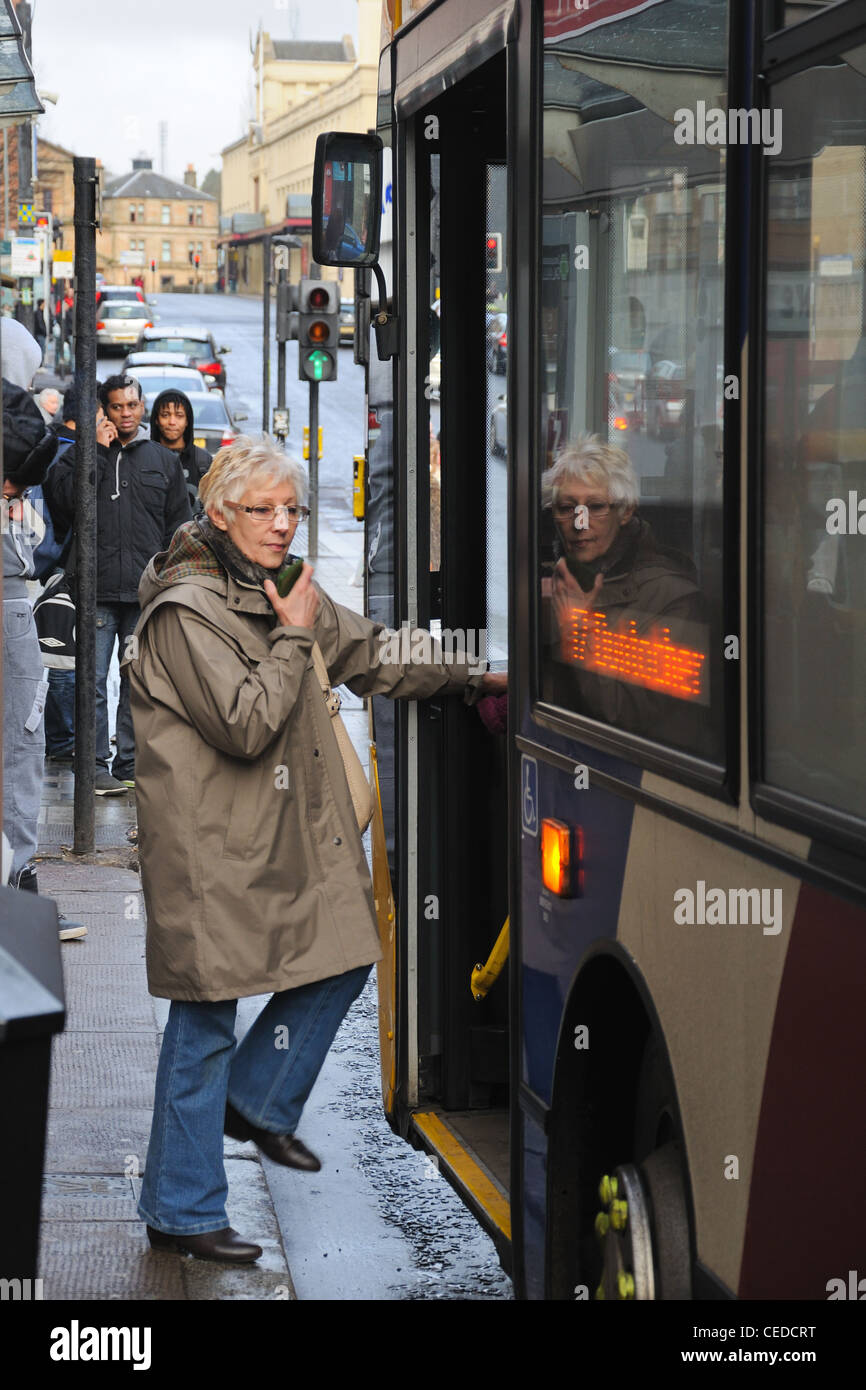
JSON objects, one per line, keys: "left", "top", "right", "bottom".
{"left": 315, "top": 0, "right": 866, "bottom": 1301}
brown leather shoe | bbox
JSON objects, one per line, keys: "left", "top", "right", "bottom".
{"left": 224, "top": 1100, "right": 322, "bottom": 1172}
{"left": 147, "top": 1225, "right": 262, "bottom": 1263}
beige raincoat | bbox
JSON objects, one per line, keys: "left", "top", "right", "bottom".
{"left": 126, "top": 521, "right": 484, "bottom": 1001}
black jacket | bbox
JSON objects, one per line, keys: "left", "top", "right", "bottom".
{"left": 44, "top": 426, "right": 192, "bottom": 603}
{"left": 149, "top": 388, "right": 213, "bottom": 514}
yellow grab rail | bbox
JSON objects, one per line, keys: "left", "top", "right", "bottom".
{"left": 471, "top": 916, "right": 510, "bottom": 1001}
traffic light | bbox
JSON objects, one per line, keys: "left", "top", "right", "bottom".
{"left": 486, "top": 232, "right": 502, "bottom": 273}
{"left": 150, "top": 259, "right": 156, "bottom": 273}
{"left": 298, "top": 279, "right": 339, "bottom": 383}
{"left": 194, "top": 253, "right": 200, "bottom": 267}
{"left": 276, "top": 279, "right": 298, "bottom": 343}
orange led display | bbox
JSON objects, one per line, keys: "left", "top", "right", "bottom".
{"left": 541, "top": 818, "right": 583, "bottom": 896}
{"left": 565, "top": 608, "right": 705, "bottom": 700}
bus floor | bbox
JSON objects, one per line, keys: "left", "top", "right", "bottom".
{"left": 411, "top": 1105, "right": 510, "bottom": 1248}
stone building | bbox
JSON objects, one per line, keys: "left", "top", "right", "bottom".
{"left": 219, "top": 6, "right": 379, "bottom": 295}
{"left": 99, "top": 158, "right": 218, "bottom": 291}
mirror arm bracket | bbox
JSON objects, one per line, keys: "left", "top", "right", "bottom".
{"left": 372, "top": 262, "right": 398, "bottom": 361}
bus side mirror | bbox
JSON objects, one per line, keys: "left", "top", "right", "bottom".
{"left": 312, "top": 132, "right": 383, "bottom": 268}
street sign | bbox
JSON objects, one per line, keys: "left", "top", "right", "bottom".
{"left": 119, "top": 249, "right": 145, "bottom": 267}
{"left": 10, "top": 238, "right": 41, "bottom": 275}
{"left": 53, "top": 249, "right": 73, "bottom": 267}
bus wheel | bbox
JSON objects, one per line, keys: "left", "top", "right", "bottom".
{"left": 592, "top": 1144, "right": 691, "bottom": 1300}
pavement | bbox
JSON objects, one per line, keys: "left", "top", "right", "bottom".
{"left": 33, "top": 489, "right": 367, "bottom": 1301}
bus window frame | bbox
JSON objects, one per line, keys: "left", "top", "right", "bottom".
{"left": 749, "top": 5, "right": 866, "bottom": 862}
{"left": 527, "top": 0, "right": 743, "bottom": 807}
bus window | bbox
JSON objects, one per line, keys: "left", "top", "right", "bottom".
{"left": 762, "top": 43, "right": 866, "bottom": 824}
{"left": 537, "top": 0, "right": 728, "bottom": 761}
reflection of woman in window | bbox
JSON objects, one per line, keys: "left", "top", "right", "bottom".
{"left": 541, "top": 435, "right": 710, "bottom": 748}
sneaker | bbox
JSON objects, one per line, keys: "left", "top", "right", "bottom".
{"left": 58, "top": 914, "right": 87, "bottom": 942}
{"left": 94, "top": 770, "right": 129, "bottom": 796}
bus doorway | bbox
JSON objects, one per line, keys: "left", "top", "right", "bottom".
{"left": 393, "top": 49, "right": 511, "bottom": 1249}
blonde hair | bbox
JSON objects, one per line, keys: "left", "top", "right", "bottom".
{"left": 198, "top": 434, "right": 308, "bottom": 520}
{"left": 541, "top": 432, "right": 638, "bottom": 512}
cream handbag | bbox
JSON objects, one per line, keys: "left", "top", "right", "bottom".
{"left": 311, "top": 641, "right": 374, "bottom": 833}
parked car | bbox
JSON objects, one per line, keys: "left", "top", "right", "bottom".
{"left": 133, "top": 324, "right": 231, "bottom": 390}
{"left": 96, "top": 301, "right": 154, "bottom": 354}
{"left": 646, "top": 359, "right": 687, "bottom": 439}
{"left": 486, "top": 313, "right": 507, "bottom": 374}
{"left": 489, "top": 393, "right": 507, "bottom": 457}
{"left": 609, "top": 347, "right": 651, "bottom": 429}
{"left": 141, "top": 390, "right": 247, "bottom": 454}
{"left": 339, "top": 299, "right": 355, "bottom": 345}
{"left": 123, "top": 351, "right": 221, "bottom": 389}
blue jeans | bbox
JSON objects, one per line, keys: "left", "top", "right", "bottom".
{"left": 2, "top": 600, "right": 45, "bottom": 877}
{"left": 95, "top": 602, "right": 138, "bottom": 772}
{"left": 45, "top": 667, "right": 75, "bottom": 756}
{"left": 138, "top": 965, "right": 371, "bottom": 1235}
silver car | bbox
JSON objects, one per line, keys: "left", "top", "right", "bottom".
{"left": 97, "top": 301, "right": 153, "bottom": 353}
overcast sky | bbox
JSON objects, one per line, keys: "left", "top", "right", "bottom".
{"left": 30, "top": 0, "right": 360, "bottom": 183}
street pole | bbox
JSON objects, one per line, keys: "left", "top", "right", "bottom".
{"left": 262, "top": 234, "right": 271, "bottom": 432}
{"left": 72, "top": 157, "right": 99, "bottom": 855}
{"left": 276, "top": 264, "right": 286, "bottom": 424}
{"left": 308, "top": 379, "right": 319, "bottom": 558}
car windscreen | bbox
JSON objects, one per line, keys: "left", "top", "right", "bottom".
{"left": 103, "top": 304, "right": 148, "bottom": 320}
{"left": 139, "top": 375, "right": 208, "bottom": 396}
{"left": 177, "top": 397, "right": 229, "bottom": 428}
{"left": 143, "top": 337, "right": 211, "bottom": 356}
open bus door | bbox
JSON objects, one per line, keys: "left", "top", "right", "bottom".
{"left": 313, "top": 40, "right": 513, "bottom": 1258}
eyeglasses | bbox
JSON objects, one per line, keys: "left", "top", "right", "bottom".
{"left": 552, "top": 501, "right": 614, "bottom": 520}
{"left": 225, "top": 501, "right": 310, "bottom": 524}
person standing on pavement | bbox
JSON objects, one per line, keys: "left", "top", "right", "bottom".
{"left": 2, "top": 379, "right": 86, "bottom": 941}
{"left": 125, "top": 435, "right": 506, "bottom": 1262}
{"left": 148, "top": 388, "right": 211, "bottom": 515}
{"left": 43, "top": 373, "right": 192, "bottom": 795}
{"left": 34, "top": 298, "right": 47, "bottom": 362}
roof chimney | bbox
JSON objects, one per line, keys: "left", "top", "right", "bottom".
{"left": 132, "top": 154, "right": 153, "bottom": 171}
{"left": 184, "top": 163, "right": 197, "bottom": 189}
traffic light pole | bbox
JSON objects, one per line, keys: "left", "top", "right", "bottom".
{"left": 308, "top": 380, "right": 319, "bottom": 558}
{"left": 278, "top": 262, "right": 287, "bottom": 417}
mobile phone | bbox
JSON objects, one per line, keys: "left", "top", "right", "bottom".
{"left": 275, "top": 558, "right": 305, "bottom": 598}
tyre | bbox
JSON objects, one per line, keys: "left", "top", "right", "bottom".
{"left": 592, "top": 1036, "right": 692, "bottom": 1300}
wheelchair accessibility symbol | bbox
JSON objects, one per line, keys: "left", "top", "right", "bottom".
{"left": 521, "top": 755, "right": 538, "bottom": 837}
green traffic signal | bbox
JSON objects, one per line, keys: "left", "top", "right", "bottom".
{"left": 304, "top": 349, "right": 332, "bottom": 381}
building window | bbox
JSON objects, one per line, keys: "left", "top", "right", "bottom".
{"left": 188, "top": 205, "right": 195, "bottom": 226}
{"left": 161, "top": 204, "right": 170, "bottom": 225}
{"left": 196, "top": 242, "right": 203, "bottom": 255}
{"left": 138, "top": 240, "right": 145, "bottom": 252}
{"left": 129, "top": 203, "right": 137, "bottom": 223}
{"left": 138, "top": 203, "right": 144, "bottom": 221}
{"left": 162, "top": 240, "right": 171, "bottom": 261}
{"left": 42, "top": 189, "right": 53, "bottom": 213}
{"left": 195, "top": 205, "right": 203, "bottom": 225}
{"left": 129, "top": 237, "right": 136, "bottom": 250}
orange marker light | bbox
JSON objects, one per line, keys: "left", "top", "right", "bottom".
{"left": 541, "top": 819, "right": 583, "bottom": 897}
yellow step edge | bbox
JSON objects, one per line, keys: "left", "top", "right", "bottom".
{"left": 412, "top": 1112, "right": 512, "bottom": 1241}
